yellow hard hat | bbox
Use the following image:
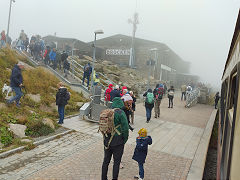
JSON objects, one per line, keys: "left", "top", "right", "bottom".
{"left": 138, "top": 128, "right": 147, "bottom": 137}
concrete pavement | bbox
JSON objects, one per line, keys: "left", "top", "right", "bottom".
{"left": 0, "top": 94, "right": 215, "bottom": 180}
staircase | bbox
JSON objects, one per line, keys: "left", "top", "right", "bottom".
{"left": 16, "top": 50, "right": 117, "bottom": 96}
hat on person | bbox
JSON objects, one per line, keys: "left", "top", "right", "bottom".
{"left": 115, "top": 85, "right": 119, "bottom": 89}
{"left": 138, "top": 128, "right": 147, "bottom": 137}
{"left": 17, "top": 62, "right": 24, "bottom": 66}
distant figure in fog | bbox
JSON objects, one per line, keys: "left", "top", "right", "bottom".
{"left": 168, "top": 86, "right": 175, "bottom": 108}
{"left": 0, "top": 30, "right": 6, "bottom": 48}
{"left": 181, "top": 84, "right": 187, "bottom": 101}
{"left": 214, "top": 92, "right": 220, "bottom": 109}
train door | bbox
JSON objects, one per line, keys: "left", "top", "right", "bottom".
{"left": 229, "top": 62, "right": 240, "bottom": 179}
{"left": 220, "top": 66, "right": 239, "bottom": 180}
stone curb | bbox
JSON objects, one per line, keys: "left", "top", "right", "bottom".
{"left": 0, "top": 129, "right": 74, "bottom": 159}
{"left": 187, "top": 109, "right": 217, "bottom": 180}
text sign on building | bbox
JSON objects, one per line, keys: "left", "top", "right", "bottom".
{"left": 106, "top": 49, "right": 130, "bottom": 56}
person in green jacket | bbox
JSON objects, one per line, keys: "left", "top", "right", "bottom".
{"left": 101, "top": 97, "right": 129, "bottom": 180}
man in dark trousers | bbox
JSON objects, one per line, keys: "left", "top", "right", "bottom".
{"left": 7, "top": 62, "right": 25, "bottom": 107}
{"left": 82, "top": 62, "right": 92, "bottom": 87}
{"left": 56, "top": 82, "right": 70, "bottom": 124}
{"left": 101, "top": 97, "right": 129, "bottom": 180}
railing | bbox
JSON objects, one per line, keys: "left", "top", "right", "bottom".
{"left": 185, "top": 88, "right": 200, "bottom": 108}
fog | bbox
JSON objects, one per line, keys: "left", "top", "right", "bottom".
{"left": 0, "top": 0, "right": 239, "bottom": 89}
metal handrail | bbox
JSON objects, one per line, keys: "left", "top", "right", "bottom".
{"left": 186, "top": 88, "right": 200, "bottom": 108}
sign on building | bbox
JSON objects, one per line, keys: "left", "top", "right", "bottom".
{"left": 106, "top": 49, "right": 130, "bottom": 56}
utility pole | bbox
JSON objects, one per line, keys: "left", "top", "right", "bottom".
{"left": 6, "top": 0, "right": 15, "bottom": 43}
{"left": 128, "top": 12, "right": 139, "bottom": 68}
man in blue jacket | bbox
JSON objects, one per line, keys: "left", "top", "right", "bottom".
{"left": 7, "top": 62, "right": 24, "bottom": 107}
{"left": 49, "top": 48, "right": 57, "bottom": 69}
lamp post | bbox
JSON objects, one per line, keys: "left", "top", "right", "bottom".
{"left": 159, "top": 49, "right": 170, "bottom": 81}
{"left": 91, "top": 30, "right": 104, "bottom": 94}
{"left": 150, "top": 48, "right": 158, "bottom": 79}
{"left": 6, "top": 0, "right": 15, "bottom": 44}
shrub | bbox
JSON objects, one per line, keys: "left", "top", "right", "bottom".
{"left": 0, "top": 126, "right": 13, "bottom": 146}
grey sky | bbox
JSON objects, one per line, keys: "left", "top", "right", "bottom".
{"left": 0, "top": 0, "right": 239, "bottom": 88}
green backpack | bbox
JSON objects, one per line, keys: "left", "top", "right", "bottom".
{"left": 146, "top": 92, "right": 154, "bottom": 104}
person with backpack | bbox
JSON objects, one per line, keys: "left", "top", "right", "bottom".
{"left": 82, "top": 62, "right": 92, "bottom": 87}
{"left": 56, "top": 82, "right": 70, "bottom": 124}
{"left": 100, "top": 97, "right": 129, "bottom": 180}
{"left": 121, "top": 89, "right": 134, "bottom": 131}
{"left": 132, "top": 128, "right": 152, "bottom": 180}
{"left": 153, "top": 84, "right": 163, "bottom": 118}
{"left": 143, "top": 89, "right": 154, "bottom": 123}
{"left": 168, "top": 86, "right": 175, "bottom": 108}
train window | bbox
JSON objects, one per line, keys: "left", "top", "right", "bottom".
{"left": 220, "top": 79, "right": 229, "bottom": 145}
{"left": 229, "top": 72, "right": 237, "bottom": 112}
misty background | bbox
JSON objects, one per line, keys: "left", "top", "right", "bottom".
{"left": 0, "top": 0, "right": 239, "bottom": 89}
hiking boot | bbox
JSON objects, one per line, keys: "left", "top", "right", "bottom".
{"left": 155, "top": 116, "right": 157, "bottom": 118}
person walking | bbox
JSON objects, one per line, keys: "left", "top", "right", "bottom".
{"left": 214, "top": 92, "right": 220, "bottom": 109}
{"left": 153, "top": 84, "right": 163, "bottom": 118}
{"left": 143, "top": 89, "right": 154, "bottom": 123}
{"left": 82, "top": 62, "right": 92, "bottom": 87}
{"left": 168, "top": 86, "right": 175, "bottom": 108}
{"left": 63, "top": 58, "right": 70, "bottom": 78}
{"left": 181, "top": 84, "right": 187, "bottom": 101}
{"left": 121, "top": 89, "right": 134, "bottom": 131}
{"left": 129, "top": 91, "right": 136, "bottom": 124}
{"left": 7, "top": 62, "right": 25, "bottom": 107}
{"left": 101, "top": 97, "right": 129, "bottom": 180}
{"left": 56, "top": 82, "right": 70, "bottom": 124}
{"left": 43, "top": 46, "right": 51, "bottom": 65}
{"left": 93, "top": 71, "right": 100, "bottom": 86}
{"left": 132, "top": 128, "right": 152, "bottom": 180}
{"left": 49, "top": 48, "right": 57, "bottom": 69}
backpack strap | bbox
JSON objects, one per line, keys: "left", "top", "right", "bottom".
{"left": 104, "top": 124, "right": 121, "bottom": 150}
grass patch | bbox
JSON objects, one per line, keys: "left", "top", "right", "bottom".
{"left": 0, "top": 47, "right": 87, "bottom": 148}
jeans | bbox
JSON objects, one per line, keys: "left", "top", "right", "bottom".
{"left": 82, "top": 73, "right": 90, "bottom": 87}
{"left": 154, "top": 99, "right": 161, "bottom": 117}
{"left": 138, "top": 163, "right": 144, "bottom": 179}
{"left": 145, "top": 106, "right": 153, "bottom": 121}
{"left": 102, "top": 144, "right": 124, "bottom": 180}
{"left": 8, "top": 87, "right": 23, "bottom": 105}
{"left": 168, "top": 97, "right": 173, "bottom": 108}
{"left": 58, "top": 105, "right": 65, "bottom": 124}
{"left": 0, "top": 40, "right": 6, "bottom": 48}
{"left": 181, "top": 92, "right": 186, "bottom": 101}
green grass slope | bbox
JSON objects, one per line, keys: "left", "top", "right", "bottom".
{"left": 0, "top": 48, "right": 87, "bottom": 148}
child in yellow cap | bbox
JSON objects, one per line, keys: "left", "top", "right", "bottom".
{"left": 132, "top": 128, "right": 152, "bottom": 180}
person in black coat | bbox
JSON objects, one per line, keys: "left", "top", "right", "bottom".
{"left": 215, "top": 92, "right": 220, "bottom": 109}
{"left": 110, "top": 85, "right": 121, "bottom": 102}
{"left": 63, "top": 59, "right": 70, "bottom": 78}
{"left": 7, "top": 62, "right": 24, "bottom": 107}
{"left": 56, "top": 82, "right": 70, "bottom": 124}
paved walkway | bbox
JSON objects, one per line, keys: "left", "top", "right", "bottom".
{"left": 0, "top": 94, "right": 215, "bottom": 180}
